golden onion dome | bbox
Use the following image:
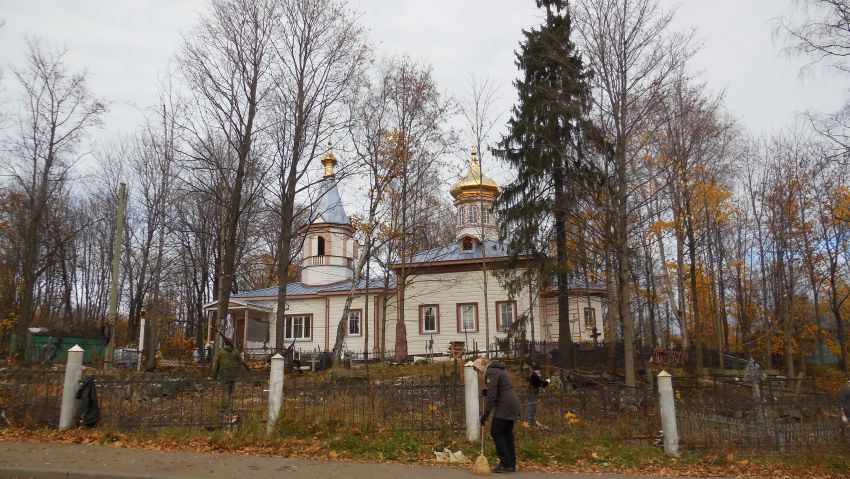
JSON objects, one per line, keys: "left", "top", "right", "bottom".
{"left": 449, "top": 148, "right": 498, "bottom": 200}
{"left": 321, "top": 138, "right": 337, "bottom": 177}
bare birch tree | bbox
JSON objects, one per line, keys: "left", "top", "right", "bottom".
{"left": 179, "top": 0, "right": 278, "bottom": 355}
{"left": 380, "top": 57, "right": 455, "bottom": 361}
{"left": 270, "top": 0, "right": 366, "bottom": 351}
{"left": 572, "top": 0, "right": 695, "bottom": 385}
{"left": 2, "top": 40, "right": 105, "bottom": 358}
{"left": 330, "top": 68, "right": 400, "bottom": 362}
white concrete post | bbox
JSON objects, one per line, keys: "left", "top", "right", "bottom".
{"left": 657, "top": 370, "right": 679, "bottom": 456}
{"left": 267, "top": 353, "right": 285, "bottom": 435}
{"left": 59, "top": 345, "right": 84, "bottom": 430}
{"left": 463, "top": 361, "right": 480, "bottom": 442}
{"left": 137, "top": 315, "right": 145, "bottom": 371}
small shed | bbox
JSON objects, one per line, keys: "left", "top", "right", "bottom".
{"left": 26, "top": 334, "right": 106, "bottom": 364}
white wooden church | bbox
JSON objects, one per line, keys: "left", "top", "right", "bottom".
{"left": 204, "top": 145, "right": 605, "bottom": 358}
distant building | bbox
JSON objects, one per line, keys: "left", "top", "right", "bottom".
{"left": 204, "top": 145, "right": 605, "bottom": 358}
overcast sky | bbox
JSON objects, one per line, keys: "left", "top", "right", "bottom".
{"left": 0, "top": 0, "right": 846, "bottom": 189}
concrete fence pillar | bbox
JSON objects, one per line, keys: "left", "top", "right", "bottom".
{"left": 657, "top": 370, "right": 679, "bottom": 456}
{"left": 59, "top": 345, "right": 84, "bottom": 430}
{"left": 267, "top": 353, "right": 285, "bottom": 435}
{"left": 463, "top": 361, "right": 480, "bottom": 442}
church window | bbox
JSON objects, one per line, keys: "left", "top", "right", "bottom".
{"left": 457, "top": 209, "right": 464, "bottom": 226}
{"left": 317, "top": 236, "right": 326, "bottom": 256}
{"left": 420, "top": 305, "right": 439, "bottom": 333}
{"left": 468, "top": 206, "right": 478, "bottom": 224}
{"left": 481, "top": 206, "right": 490, "bottom": 224}
{"left": 583, "top": 307, "right": 595, "bottom": 330}
{"left": 346, "top": 310, "right": 361, "bottom": 336}
{"left": 285, "top": 315, "right": 312, "bottom": 341}
{"left": 457, "top": 303, "right": 478, "bottom": 332}
{"left": 246, "top": 317, "right": 269, "bottom": 342}
{"left": 497, "top": 301, "right": 516, "bottom": 332}
{"left": 462, "top": 238, "right": 473, "bottom": 250}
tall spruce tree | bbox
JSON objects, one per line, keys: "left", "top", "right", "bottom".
{"left": 496, "top": 0, "right": 597, "bottom": 367}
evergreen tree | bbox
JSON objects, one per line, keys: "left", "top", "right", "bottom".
{"left": 496, "top": 0, "right": 599, "bottom": 366}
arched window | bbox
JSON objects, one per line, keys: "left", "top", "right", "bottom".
{"left": 457, "top": 209, "right": 464, "bottom": 226}
{"left": 468, "top": 206, "right": 478, "bottom": 224}
{"left": 317, "top": 236, "right": 326, "bottom": 256}
{"left": 481, "top": 206, "right": 490, "bottom": 225}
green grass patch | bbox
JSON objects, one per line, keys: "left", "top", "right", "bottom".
{"left": 327, "top": 430, "right": 426, "bottom": 461}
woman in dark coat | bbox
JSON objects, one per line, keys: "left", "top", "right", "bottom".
{"left": 475, "top": 357, "right": 521, "bottom": 473}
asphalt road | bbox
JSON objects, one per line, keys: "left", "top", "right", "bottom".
{"left": 0, "top": 441, "right": 732, "bottom": 479}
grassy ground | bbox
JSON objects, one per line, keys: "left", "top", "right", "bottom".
{"left": 3, "top": 411, "right": 848, "bottom": 478}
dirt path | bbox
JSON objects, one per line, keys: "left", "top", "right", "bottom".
{"left": 0, "top": 441, "right": 728, "bottom": 479}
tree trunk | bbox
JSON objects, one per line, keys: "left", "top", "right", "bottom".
{"left": 684, "top": 194, "right": 702, "bottom": 371}
{"left": 395, "top": 280, "right": 408, "bottom": 360}
{"left": 783, "top": 250, "right": 795, "bottom": 377}
{"left": 553, "top": 154, "right": 573, "bottom": 368}
{"left": 645, "top": 240, "right": 658, "bottom": 350}
{"left": 275, "top": 167, "right": 299, "bottom": 351}
{"left": 212, "top": 71, "right": 258, "bottom": 357}
{"left": 14, "top": 155, "right": 54, "bottom": 359}
{"left": 674, "top": 198, "right": 690, "bottom": 349}
{"left": 715, "top": 226, "right": 731, "bottom": 354}
{"left": 705, "top": 221, "right": 723, "bottom": 369}
{"left": 615, "top": 144, "right": 635, "bottom": 387}
{"left": 830, "top": 273, "right": 848, "bottom": 372}
{"left": 605, "top": 245, "right": 618, "bottom": 374}
{"left": 14, "top": 232, "right": 38, "bottom": 359}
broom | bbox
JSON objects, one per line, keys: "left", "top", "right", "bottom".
{"left": 473, "top": 425, "right": 490, "bottom": 475}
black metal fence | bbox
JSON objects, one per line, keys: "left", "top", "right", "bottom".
{"left": 672, "top": 376, "right": 846, "bottom": 450}
{"left": 0, "top": 367, "right": 462, "bottom": 433}
{"left": 94, "top": 371, "right": 269, "bottom": 430}
{"left": 237, "top": 347, "right": 399, "bottom": 371}
{"left": 531, "top": 383, "right": 659, "bottom": 439}
{"left": 488, "top": 339, "right": 632, "bottom": 371}
{"left": 2, "top": 365, "right": 845, "bottom": 452}
{"left": 0, "top": 368, "right": 65, "bottom": 427}
{"left": 276, "top": 373, "right": 463, "bottom": 434}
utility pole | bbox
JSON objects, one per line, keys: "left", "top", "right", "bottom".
{"left": 104, "top": 183, "right": 127, "bottom": 369}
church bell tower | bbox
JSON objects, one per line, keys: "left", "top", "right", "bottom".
{"left": 449, "top": 148, "right": 499, "bottom": 248}
{"left": 300, "top": 140, "right": 358, "bottom": 285}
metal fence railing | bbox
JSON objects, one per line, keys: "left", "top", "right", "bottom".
{"left": 531, "top": 383, "right": 659, "bottom": 439}
{"left": 0, "top": 368, "right": 65, "bottom": 428}
{"left": 277, "top": 373, "right": 463, "bottom": 433}
{"left": 2, "top": 364, "right": 845, "bottom": 453}
{"left": 0, "top": 367, "right": 463, "bottom": 433}
{"left": 237, "top": 348, "right": 400, "bottom": 371}
{"left": 672, "top": 376, "right": 845, "bottom": 450}
{"left": 93, "top": 371, "right": 269, "bottom": 430}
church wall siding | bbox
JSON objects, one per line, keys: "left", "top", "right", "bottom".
{"left": 232, "top": 280, "right": 603, "bottom": 358}
{"left": 255, "top": 293, "right": 398, "bottom": 356}
{"left": 398, "top": 269, "right": 534, "bottom": 356}
{"left": 542, "top": 295, "right": 605, "bottom": 343}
